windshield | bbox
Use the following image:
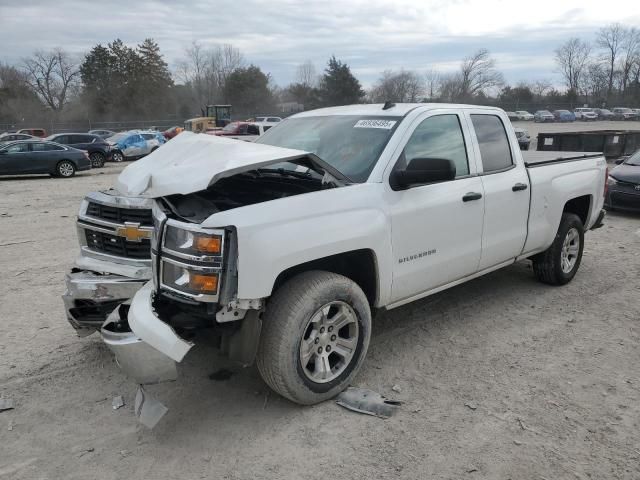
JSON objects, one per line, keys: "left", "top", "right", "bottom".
{"left": 256, "top": 115, "right": 402, "bottom": 182}
{"left": 625, "top": 150, "right": 640, "bottom": 166}
{"left": 223, "top": 123, "right": 239, "bottom": 132}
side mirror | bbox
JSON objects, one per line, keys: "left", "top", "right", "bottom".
{"left": 390, "top": 158, "right": 456, "bottom": 190}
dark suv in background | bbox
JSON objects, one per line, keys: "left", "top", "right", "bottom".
{"left": 46, "top": 133, "right": 111, "bottom": 167}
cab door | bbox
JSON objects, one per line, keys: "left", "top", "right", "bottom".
{"left": 385, "top": 111, "right": 485, "bottom": 303}
{"left": 464, "top": 111, "right": 530, "bottom": 270}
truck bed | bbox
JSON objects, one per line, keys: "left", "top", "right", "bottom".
{"left": 523, "top": 151, "right": 603, "bottom": 168}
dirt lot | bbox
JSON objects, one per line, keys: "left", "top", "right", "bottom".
{"left": 1, "top": 125, "right": 640, "bottom": 479}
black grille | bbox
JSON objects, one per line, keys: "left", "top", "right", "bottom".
{"left": 86, "top": 201, "right": 152, "bottom": 226}
{"left": 85, "top": 229, "right": 151, "bottom": 259}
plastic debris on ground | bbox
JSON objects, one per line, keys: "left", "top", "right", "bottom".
{"left": 335, "top": 387, "right": 401, "bottom": 419}
{"left": 0, "top": 398, "right": 14, "bottom": 412}
{"left": 112, "top": 395, "right": 125, "bottom": 410}
{"left": 135, "top": 386, "right": 168, "bottom": 429}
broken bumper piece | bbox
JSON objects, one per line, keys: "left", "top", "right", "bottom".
{"left": 63, "top": 270, "right": 147, "bottom": 336}
{"left": 101, "top": 282, "right": 193, "bottom": 384}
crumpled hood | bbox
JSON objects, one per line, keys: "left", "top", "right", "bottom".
{"left": 115, "top": 131, "right": 310, "bottom": 198}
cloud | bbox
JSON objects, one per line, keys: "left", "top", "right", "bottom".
{"left": 1, "top": 0, "right": 638, "bottom": 87}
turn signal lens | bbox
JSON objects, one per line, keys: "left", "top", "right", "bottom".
{"left": 194, "top": 236, "right": 221, "bottom": 254}
{"left": 190, "top": 273, "right": 218, "bottom": 293}
{"left": 162, "top": 261, "right": 220, "bottom": 296}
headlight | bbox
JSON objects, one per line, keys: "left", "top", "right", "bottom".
{"left": 163, "top": 222, "right": 223, "bottom": 259}
{"left": 161, "top": 260, "right": 219, "bottom": 296}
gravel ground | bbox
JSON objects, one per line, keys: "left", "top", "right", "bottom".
{"left": 1, "top": 127, "right": 639, "bottom": 479}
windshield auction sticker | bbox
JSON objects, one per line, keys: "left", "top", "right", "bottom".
{"left": 353, "top": 119, "right": 397, "bottom": 129}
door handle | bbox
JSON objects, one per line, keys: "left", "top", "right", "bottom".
{"left": 462, "top": 192, "right": 482, "bottom": 202}
{"left": 512, "top": 183, "right": 528, "bottom": 191}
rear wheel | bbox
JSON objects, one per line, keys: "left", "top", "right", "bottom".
{"left": 55, "top": 160, "right": 76, "bottom": 178}
{"left": 532, "top": 213, "right": 584, "bottom": 285}
{"left": 111, "top": 151, "right": 124, "bottom": 162}
{"left": 257, "top": 271, "right": 371, "bottom": 405}
{"left": 89, "top": 152, "right": 105, "bottom": 168}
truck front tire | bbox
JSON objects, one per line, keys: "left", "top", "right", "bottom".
{"left": 256, "top": 271, "right": 371, "bottom": 405}
{"left": 532, "top": 213, "right": 584, "bottom": 285}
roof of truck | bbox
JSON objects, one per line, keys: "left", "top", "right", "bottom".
{"left": 292, "top": 103, "right": 504, "bottom": 118}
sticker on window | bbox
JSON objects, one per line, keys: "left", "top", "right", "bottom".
{"left": 612, "top": 136, "right": 619, "bottom": 144}
{"left": 544, "top": 138, "right": 554, "bottom": 145}
{"left": 354, "top": 119, "right": 397, "bottom": 129}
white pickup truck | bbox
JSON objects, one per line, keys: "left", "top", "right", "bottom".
{"left": 64, "top": 103, "right": 607, "bottom": 408}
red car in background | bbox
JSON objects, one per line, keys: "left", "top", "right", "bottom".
{"left": 210, "top": 122, "right": 256, "bottom": 137}
{"left": 17, "top": 128, "right": 47, "bottom": 138}
{"left": 163, "top": 126, "right": 184, "bottom": 140}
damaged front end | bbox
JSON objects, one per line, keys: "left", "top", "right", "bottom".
{"left": 62, "top": 190, "right": 154, "bottom": 336}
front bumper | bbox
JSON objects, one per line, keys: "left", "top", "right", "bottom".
{"left": 63, "top": 270, "right": 147, "bottom": 336}
{"left": 605, "top": 187, "right": 640, "bottom": 212}
{"left": 101, "top": 304, "right": 180, "bottom": 384}
{"left": 102, "top": 281, "right": 194, "bottom": 384}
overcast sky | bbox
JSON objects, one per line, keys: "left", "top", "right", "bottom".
{"left": 1, "top": 0, "right": 639, "bottom": 88}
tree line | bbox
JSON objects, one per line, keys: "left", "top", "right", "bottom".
{"left": 1, "top": 24, "right": 639, "bottom": 128}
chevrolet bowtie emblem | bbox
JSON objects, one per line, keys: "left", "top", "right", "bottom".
{"left": 116, "top": 222, "right": 152, "bottom": 242}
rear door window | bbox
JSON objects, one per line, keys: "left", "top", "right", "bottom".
{"left": 54, "top": 135, "right": 69, "bottom": 144}
{"left": 45, "top": 143, "right": 65, "bottom": 151}
{"left": 30, "top": 143, "right": 47, "bottom": 152}
{"left": 470, "top": 115, "right": 513, "bottom": 173}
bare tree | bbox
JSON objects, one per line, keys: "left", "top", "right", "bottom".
{"left": 583, "top": 63, "right": 609, "bottom": 102}
{"left": 295, "top": 61, "right": 317, "bottom": 88}
{"left": 596, "top": 23, "right": 625, "bottom": 98}
{"left": 458, "top": 49, "right": 504, "bottom": 99}
{"left": 619, "top": 27, "right": 640, "bottom": 91}
{"left": 176, "top": 42, "right": 244, "bottom": 110}
{"left": 554, "top": 38, "right": 591, "bottom": 93}
{"left": 531, "top": 79, "right": 553, "bottom": 98}
{"left": 369, "top": 69, "right": 424, "bottom": 102}
{"left": 424, "top": 69, "right": 441, "bottom": 100}
{"left": 22, "top": 48, "right": 79, "bottom": 112}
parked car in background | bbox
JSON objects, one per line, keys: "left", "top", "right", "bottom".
{"left": 574, "top": 108, "right": 598, "bottom": 121}
{"left": 506, "top": 112, "right": 518, "bottom": 121}
{"left": 254, "top": 116, "right": 282, "bottom": 123}
{"left": 140, "top": 130, "right": 166, "bottom": 150}
{"left": 0, "top": 140, "right": 91, "bottom": 177}
{"left": 631, "top": 108, "right": 640, "bottom": 118}
{"left": 593, "top": 108, "right": 615, "bottom": 120}
{"left": 163, "top": 126, "right": 183, "bottom": 140}
{"left": 612, "top": 107, "right": 637, "bottom": 121}
{"left": 47, "top": 133, "right": 111, "bottom": 168}
{"left": 17, "top": 128, "right": 47, "bottom": 138}
{"left": 514, "top": 127, "right": 531, "bottom": 150}
{"left": 605, "top": 150, "right": 640, "bottom": 212}
{"left": 553, "top": 110, "right": 576, "bottom": 122}
{"left": 534, "top": 110, "right": 555, "bottom": 122}
{"left": 88, "top": 129, "right": 116, "bottom": 139}
{"left": 0, "top": 132, "right": 34, "bottom": 144}
{"left": 210, "top": 122, "right": 269, "bottom": 141}
{"left": 107, "top": 131, "right": 163, "bottom": 162}
{"left": 515, "top": 111, "right": 534, "bottom": 121}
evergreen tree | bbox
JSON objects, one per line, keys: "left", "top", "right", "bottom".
{"left": 318, "top": 56, "right": 364, "bottom": 106}
{"left": 223, "top": 65, "right": 274, "bottom": 116}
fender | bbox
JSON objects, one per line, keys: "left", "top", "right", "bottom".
{"left": 200, "top": 182, "right": 394, "bottom": 306}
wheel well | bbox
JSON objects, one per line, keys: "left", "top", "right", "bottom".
{"left": 563, "top": 195, "right": 591, "bottom": 226}
{"left": 272, "top": 249, "right": 378, "bottom": 307}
